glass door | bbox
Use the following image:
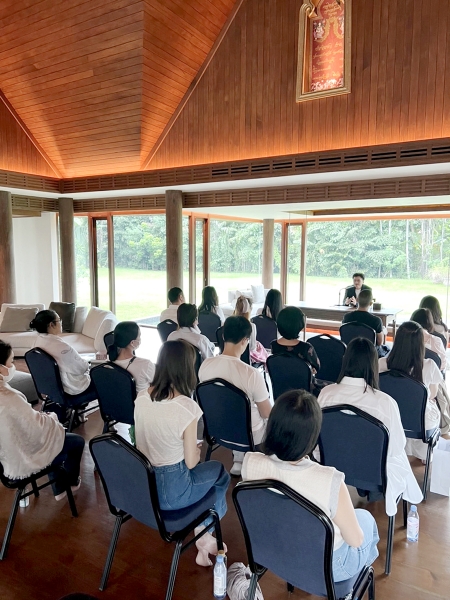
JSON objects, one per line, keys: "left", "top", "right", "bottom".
{"left": 90, "top": 216, "right": 114, "bottom": 311}
{"left": 286, "top": 224, "right": 303, "bottom": 305}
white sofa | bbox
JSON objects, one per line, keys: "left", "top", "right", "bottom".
{"left": 219, "top": 286, "right": 269, "bottom": 318}
{"left": 0, "top": 303, "right": 118, "bottom": 357}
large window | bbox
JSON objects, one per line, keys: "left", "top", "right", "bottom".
{"left": 209, "top": 220, "right": 263, "bottom": 305}
{"left": 305, "top": 219, "right": 450, "bottom": 322}
{"left": 74, "top": 216, "right": 91, "bottom": 308}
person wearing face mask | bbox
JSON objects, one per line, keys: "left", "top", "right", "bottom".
{"left": 108, "top": 321, "right": 155, "bottom": 393}
{"left": 30, "top": 310, "right": 96, "bottom": 399}
{"left": 167, "top": 304, "right": 215, "bottom": 361}
{"left": 0, "top": 340, "right": 85, "bottom": 501}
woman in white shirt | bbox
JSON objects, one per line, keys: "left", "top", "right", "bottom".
{"left": 379, "top": 321, "right": 442, "bottom": 460}
{"left": 318, "top": 338, "right": 423, "bottom": 515}
{"left": 108, "top": 321, "right": 155, "bottom": 393}
{"left": 419, "top": 295, "right": 449, "bottom": 343}
{"left": 242, "top": 389, "right": 379, "bottom": 582}
{"left": 167, "top": 304, "right": 215, "bottom": 360}
{"left": 30, "top": 310, "right": 96, "bottom": 400}
{"left": 134, "top": 340, "right": 230, "bottom": 567}
{"left": 410, "top": 308, "right": 446, "bottom": 370}
{"left": 198, "top": 286, "right": 225, "bottom": 325}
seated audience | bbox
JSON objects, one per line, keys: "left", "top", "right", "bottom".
{"left": 270, "top": 306, "right": 320, "bottom": 373}
{"left": 108, "top": 321, "right": 155, "bottom": 393}
{"left": 0, "top": 340, "right": 85, "bottom": 501}
{"left": 344, "top": 272, "right": 371, "bottom": 307}
{"left": 199, "top": 316, "right": 272, "bottom": 476}
{"left": 410, "top": 308, "right": 446, "bottom": 370}
{"left": 159, "top": 287, "right": 184, "bottom": 323}
{"left": 318, "top": 338, "right": 423, "bottom": 513}
{"left": 379, "top": 321, "right": 442, "bottom": 460}
{"left": 168, "top": 304, "right": 215, "bottom": 360}
{"left": 342, "top": 289, "right": 386, "bottom": 351}
{"left": 30, "top": 310, "right": 96, "bottom": 399}
{"left": 419, "top": 295, "right": 449, "bottom": 343}
{"left": 242, "top": 389, "right": 379, "bottom": 582}
{"left": 260, "top": 288, "right": 283, "bottom": 321}
{"left": 233, "top": 295, "right": 268, "bottom": 363}
{"left": 198, "top": 286, "right": 225, "bottom": 325}
{"left": 134, "top": 340, "right": 230, "bottom": 567}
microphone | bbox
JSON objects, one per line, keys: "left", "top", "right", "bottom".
{"left": 337, "top": 287, "right": 349, "bottom": 306}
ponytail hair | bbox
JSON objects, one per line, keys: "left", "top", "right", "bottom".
{"left": 109, "top": 321, "right": 140, "bottom": 361}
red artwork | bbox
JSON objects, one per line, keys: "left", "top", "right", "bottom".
{"left": 309, "top": 0, "right": 345, "bottom": 92}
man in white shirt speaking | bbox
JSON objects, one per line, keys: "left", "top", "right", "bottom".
{"left": 199, "top": 316, "right": 272, "bottom": 476}
{"left": 160, "top": 287, "right": 184, "bottom": 323}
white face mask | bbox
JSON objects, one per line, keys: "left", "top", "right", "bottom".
{"left": 1, "top": 364, "right": 16, "bottom": 383}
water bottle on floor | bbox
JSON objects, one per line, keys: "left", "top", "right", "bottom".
{"left": 19, "top": 486, "right": 30, "bottom": 508}
{"left": 213, "top": 550, "right": 227, "bottom": 599}
{"left": 407, "top": 505, "right": 419, "bottom": 542}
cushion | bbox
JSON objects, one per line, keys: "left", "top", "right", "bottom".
{"left": 251, "top": 284, "right": 265, "bottom": 304}
{"left": 94, "top": 315, "right": 118, "bottom": 352}
{"left": 0, "top": 307, "right": 38, "bottom": 333}
{"left": 73, "top": 306, "right": 88, "bottom": 333}
{"left": 82, "top": 307, "right": 110, "bottom": 339}
{"left": 0, "top": 303, "right": 45, "bottom": 328}
{"left": 49, "top": 302, "right": 76, "bottom": 333}
{"left": 60, "top": 333, "right": 96, "bottom": 354}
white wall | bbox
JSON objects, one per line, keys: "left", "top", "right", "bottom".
{"left": 12, "top": 212, "right": 60, "bottom": 307}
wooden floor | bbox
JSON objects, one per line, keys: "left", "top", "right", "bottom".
{"left": 0, "top": 406, "right": 449, "bottom": 600}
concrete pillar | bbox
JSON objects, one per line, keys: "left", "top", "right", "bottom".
{"left": 165, "top": 190, "right": 183, "bottom": 300}
{"left": 0, "top": 191, "right": 16, "bottom": 304}
{"left": 58, "top": 198, "right": 77, "bottom": 303}
{"left": 262, "top": 219, "right": 274, "bottom": 289}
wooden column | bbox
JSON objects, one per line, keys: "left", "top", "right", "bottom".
{"left": 58, "top": 198, "right": 77, "bottom": 303}
{"left": 262, "top": 219, "right": 274, "bottom": 289}
{"left": 0, "top": 191, "right": 16, "bottom": 304}
{"left": 165, "top": 190, "right": 183, "bottom": 299}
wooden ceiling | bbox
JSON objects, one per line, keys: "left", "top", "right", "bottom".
{"left": 0, "top": 0, "right": 238, "bottom": 177}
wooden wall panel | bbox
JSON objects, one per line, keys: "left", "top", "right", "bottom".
{"left": 148, "top": 0, "right": 450, "bottom": 170}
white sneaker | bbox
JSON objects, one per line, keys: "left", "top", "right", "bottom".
{"left": 230, "top": 461, "right": 243, "bottom": 477}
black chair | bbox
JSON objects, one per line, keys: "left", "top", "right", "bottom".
{"left": 309, "top": 334, "right": 346, "bottom": 383}
{"left": 103, "top": 331, "right": 115, "bottom": 357}
{"left": 196, "top": 378, "right": 256, "bottom": 461}
{"left": 266, "top": 353, "right": 312, "bottom": 399}
{"left": 216, "top": 326, "right": 250, "bottom": 365}
{"left": 425, "top": 347, "right": 441, "bottom": 370}
{"left": 25, "top": 347, "right": 97, "bottom": 432}
{"left": 318, "top": 404, "right": 405, "bottom": 575}
{"left": 90, "top": 362, "right": 137, "bottom": 433}
{"left": 233, "top": 479, "right": 375, "bottom": 600}
{"left": 157, "top": 319, "right": 177, "bottom": 343}
{"left": 251, "top": 315, "right": 278, "bottom": 350}
{"left": 0, "top": 460, "right": 77, "bottom": 560}
{"left": 379, "top": 371, "right": 439, "bottom": 499}
{"left": 339, "top": 322, "right": 376, "bottom": 345}
{"left": 198, "top": 311, "right": 222, "bottom": 344}
{"left": 89, "top": 434, "right": 223, "bottom": 600}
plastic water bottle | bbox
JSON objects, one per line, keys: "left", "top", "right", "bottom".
{"left": 407, "top": 505, "right": 419, "bottom": 542}
{"left": 19, "top": 486, "right": 30, "bottom": 508}
{"left": 213, "top": 550, "right": 227, "bottom": 599}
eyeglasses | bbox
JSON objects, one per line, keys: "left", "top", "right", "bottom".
{"left": 53, "top": 319, "right": 61, "bottom": 324}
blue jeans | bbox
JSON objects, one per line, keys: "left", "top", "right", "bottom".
{"left": 153, "top": 459, "right": 230, "bottom": 527}
{"left": 332, "top": 509, "right": 380, "bottom": 582}
{"left": 49, "top": 433, "right": 85, "bottom": 495}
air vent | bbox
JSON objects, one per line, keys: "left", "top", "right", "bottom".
{"left": 211, "top": 167, "right": 230, "bottom": 177}
{"left": 272, "top": 160, "right": 294, "bottom": 170}
{"left": 230, "top": 165, "right": 250, "bottom": 175}
{"left": 400, "top": 148, "right": 428, "bottom": 159}
{"left": 431, "top": 146, "right": 450, "bottom": 156}
{"left": 344, "top": 153, "right": 368, "bottom": 164}
{"left": 295, "top": 158, "right": 316, "bottom": 168}
{"left": 251, "top": 163, "right": 271, "bottom": 173}
{"left": 319, "top": 156, "right": 342, "bottom": 166}
{"left": 371, "top": 151, "right": 397, "bottom": 161}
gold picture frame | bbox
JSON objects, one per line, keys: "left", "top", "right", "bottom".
{"left": 296, "top": 0, "right": 352, "bottom": 102}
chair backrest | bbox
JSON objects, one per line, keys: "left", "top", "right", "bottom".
{"left": 90, "top": 362, "right": 137, "bottom": 425}
{"left": 379, "top": 371, "right": 429, "bottom": 441}
{"left": 156, "top": 319, "right": 177, "bottom": 342}
{"left": 425, "top": 347, "right": 441, "bottom": 370}
{"left": 89, "top": 434, "right": 166, "bottom": 536}
{"left": 103, "top": 331, "right": 115, "bottom": 356}
{"left": 318, "top": 405, "right": 389, "bottom": 494}
{"left": 339, "top": 322, "right": 376, "bottom": 345}
{"left": 251, "top": 315, "right": 278, "bottom": 350}
{"left": 198, "top": 311, "right": 222, "bottom": 343}
{"left": 233, "top": 480, "right": 336, "bottom": 599}
{"left": 196, "top": 378, "right": 255, "bottom": 451}
{"left": 25, "top": 347, "right": 67, "bottom": 406}
{"left": 216, "top": 326, "right": 250, "bottom": 365}
{"left": 308, "top": 334, "right": 346, "bottom": 383}
{"left": 266, "top": 354, "right": 312, "bottom": 399}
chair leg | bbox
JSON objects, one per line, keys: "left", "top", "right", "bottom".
{"left": 385, "top": 514, "right": 395, "bottom": 575}
{"left": 211, "top": 513, "right": 224, "bottom": 552}
{"left": 99, "top": 515, "right": 123, "bottom": 591}
{"left": 66, "top": 486, "right": 78, "bottom": 518}
{"left": 31, "top": 479, "right": 40, "bottom": 498}
{"left": 368, "top": 568, "right": 375, "bottom": 600}
{"left": 165, "top": 540, "right": 183, "bottom": 600}
{"left": 0, "top": 489, "right": 22, "bottom": 560}
{"left": 403, "top": 499, "right": 408, "bottom": 528}
{"left": 287, "top": 582, "right": 294, "bottom": 593}
{"left": 422, "top": 442, "right": 433, "bottom": 501}
{"left": 247, "top": 573, "right": 259, "bottom": 600}
{"left": 67, "top": 409, "right": 76, "bottom": 433}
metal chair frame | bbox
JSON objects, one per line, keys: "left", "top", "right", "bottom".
{"left": 251, "top": 314, "right": 278, "bottom": 350}
{"left": 308, "top": 334, "right": 346, "bottom": 383}
{"left": 266, "top": 353, "right": 312, "bottom": 399}
{"left": 156, "top": 319, "right": 178, "bottom": 343}
{"left": 198, "top": 311, "right": 222, "bottom": 344}
{"left": 339, "top": 321, "right": 377, "bottom": 345}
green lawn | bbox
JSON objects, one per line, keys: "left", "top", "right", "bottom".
{"left": 76, "top": 268, "right": 450, "bottom": 323}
